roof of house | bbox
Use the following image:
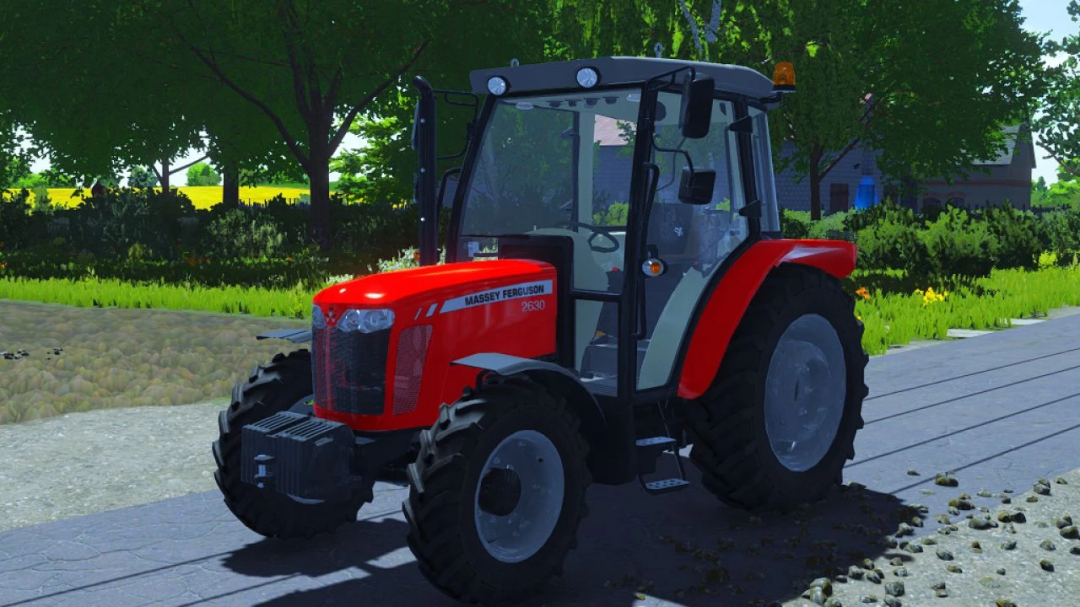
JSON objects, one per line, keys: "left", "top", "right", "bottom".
{"left": 594, "top": 115, "right": 635, "bottom": 146}
{"left": 973, "top": 125, "right": 1035, "bottom": 168}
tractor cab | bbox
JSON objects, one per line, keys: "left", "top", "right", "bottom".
{"left": 416, "top": 57, "right": 787, "bottom": 401}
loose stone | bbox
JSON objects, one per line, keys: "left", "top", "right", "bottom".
{"left": 948, "top": 497, "right": 975, "bottom": 510}
{"left": 1070, "top": 546, "right": 1080, "bottom": 555}
{"left": 945, "top": 564, "right": 963, "bottom": 573}
{"left": 824, "top": 598, "right": 843, "bottom": 607}
{"left": 835, "top": 575, "right": 848, "bottom": 583}
{"left": 1001, "top": 539, "right": 1017, "bottom": 550}
{"left": 1040, "top": 559, "right": 1054, "bottom": 572}
{"left": 1040, "top": 539, "right": 1056, "bottom": 551}
{"left": 1000, "top": 496, "right": 1012, "bottom": 504}
{"left": 905, "top": 543, "right": 923, "bottom": 553}
{"left": 810, "top": 578, "right": 833, "bottom": 596}
{"left": 1026, "top": 495, "right": 1039, "bottom": 502}
{"left": 920, "top": 536, "right": 938, "bottom": 545}
{"left": 893, "top": 567, "right": 908, "bottom": 577}
{"left": 930, "top": 581, "right": 946, "bottom": 591}
{"left": 848, "top": 566, "right": 865, "bottom": 580}
{"left": 934, "top": 474, "right": 958, "bottom": 487}
{"left": 1054, "top": 477, "right": 1068, "bottom": 485}
{"left": 996, "top": 511, "right": 1012, "bottom": 523}
{"left": 1009, "top": 511, "right": 1026, "bottom": 523}
{"left": 996, "top": 567, "right": 1007, "bottom": 575}
{"left": 907, "top": 470, "right": 920, "bottom": 476}
{"left": 860, "top": 596, "right": 878, "bottom": 604}
{"left": 936, "top": 549, "right": 954, "bottom": 561}
{"left": 866, "top": 570, "right": 883, "bottom": 584}
{"left": 806, "top": 587, "right": 827, "bottom": 605}
{"left": 1052, "top": 515, "right": 1073, "bottom": 529}
{"left": 970, "top": 540, "right": 982, "bottom": 553}
{"left": 969, "top": 515, "right": 993, "bottom": 530}
{"left": 883, "top": 581, "right": 904, "bottom": 597}
{"left": 895, "top": 523, "right": 914, "bottom": 537}
{"left": 995, "top": 599, "right": 1016, "bottom": 607}
{"left": 977, "top": 489, "right": 992, "bottom": 497}
{"left": 883, "top": 597, "right": 901, "bottom": 607}
{"left": 935, "top": 589, "right": 948, "bottom": 598}
{"left": 889, "top": 557, "right": 903, "bottom": 566}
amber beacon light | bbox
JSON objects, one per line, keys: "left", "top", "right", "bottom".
{"left": 772, "top": 61, "right": 796, "bottom": 93}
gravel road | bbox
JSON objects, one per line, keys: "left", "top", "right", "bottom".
{"left": 0, "top": 304, "right": 1079, "bottom": 605}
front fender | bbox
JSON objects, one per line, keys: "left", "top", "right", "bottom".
{"left": 677, "top": 238, "right": 857, "bottom": 400}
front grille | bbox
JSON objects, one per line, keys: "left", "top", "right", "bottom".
{"left": 393, "top": 325, "right": 432, "bottom": 415}
{"left": 313, "top": 324, "right": 390, "bottom": 415}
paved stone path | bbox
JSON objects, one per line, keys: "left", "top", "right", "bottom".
{"left": 1, "top": 315, "right": 1078, "bottom": 607}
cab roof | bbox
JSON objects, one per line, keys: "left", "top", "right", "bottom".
{"left": 469, "top": 56, "right": 774, "bottom": 100}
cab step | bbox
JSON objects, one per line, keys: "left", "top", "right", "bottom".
{"left": 635, "top": 436, "right": 690, "bottom": 495}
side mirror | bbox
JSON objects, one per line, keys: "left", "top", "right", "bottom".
{"left": 678, "top": 167, "right": 716, "bottom": 204}
{"left": 679, "top": 73, "right": 714, "bottom": 139}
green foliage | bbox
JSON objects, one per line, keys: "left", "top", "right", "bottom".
{"left": 593, "top": 202, "right": 628, "bottom": 226}
{"left": 186, "top": 162, "right": 221, "bottom": 186}
{"left": 780, "top": 209, "right": 811, "bottom": 239}
{"left": 128, "top": 166, "right": 158, "bottom": 188}
{"left": 202, "top": 209, "right": 287, "bottom": 260}
{"left": 1041, "top": 207, "right": 1080, "bottom": 261}
{"left": 0, "top": 189, "right": 40, "bottom": 248}
{"left": 976, "top": 204, "right": 1049, "bottom": 271}
{"left": 916, "top": 208, "right": 998, "bottom": 279}
{"left": 30, "top": 186, "right": 54, "bottom": 216}
{"left": 1035, "top": 2, "right": 1080, "bottom": 182}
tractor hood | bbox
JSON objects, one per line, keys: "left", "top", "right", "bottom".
{"left": 313, "top": 259, "right": 555, "bottom": 310}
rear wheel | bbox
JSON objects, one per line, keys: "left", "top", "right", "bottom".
{"left": 686, "top": 265, "right": 869, "bottom": 512}
{"left": 213, "top": 349, "right": 368, "bottom": 538}
{"left": 404, "top": 377, "right": 590, "bottom": 605}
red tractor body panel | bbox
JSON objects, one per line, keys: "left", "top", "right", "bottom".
{"left": 676, "top": 238, "right": 857, "bottom": 400}
{"left": 311, "top": 260, "right": 558, "bottom": 431}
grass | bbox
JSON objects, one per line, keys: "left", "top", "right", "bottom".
{"left": 0, "top": 276, "right": 325, "bottom": 319}
{"left": 1, "top": 264, "right": 1078, "bottom": 356}
{"left": 850, "top": 265, "right": 1080, "bottom": 355}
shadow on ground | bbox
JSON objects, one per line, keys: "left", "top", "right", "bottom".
{"left": 220, "top": 458, "right": 923, "bottom": 607}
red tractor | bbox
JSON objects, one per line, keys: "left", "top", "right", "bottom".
{"left": 214, "top": 56, "right": 868, "bottom": 605}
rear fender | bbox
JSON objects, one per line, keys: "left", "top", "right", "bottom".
{"left": 677, "top": 238, "right": 857, "bottom": 400}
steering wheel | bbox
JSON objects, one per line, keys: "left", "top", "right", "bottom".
{"left": 560, "top": 220, "right": 621, "bottom": 253}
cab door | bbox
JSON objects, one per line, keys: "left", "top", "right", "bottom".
{"left": 633, "top": 93, "right": 753, "bottom": 391}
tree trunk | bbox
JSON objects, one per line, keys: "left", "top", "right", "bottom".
{"left": 808, "top": 145, "right": 823, "bottom": 221}
{"left": 222, "top": 161, "right": 240, "bottom": 206}
{"left": 159, "top": 159, "right": 171, "bottom": 193}
{"left": 307, "top": 148, "right": 332, "bottom": 252}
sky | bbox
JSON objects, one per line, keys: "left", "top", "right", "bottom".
{"left": 26, "top": 0, "right": 1080, "bottom": 186}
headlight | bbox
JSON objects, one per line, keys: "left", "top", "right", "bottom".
{"left": 576, "top": 67, "right": 600, "bottom": 88}
{"left": 337, "top": 308, "right": 395, "bottom": 333}
{"left": 487, "top": 76, "right": 508, "bottom": 96}
{"left": 311, "top": 304, "right": 326, "bottom": 329}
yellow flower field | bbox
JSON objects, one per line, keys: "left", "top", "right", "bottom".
{"left": 6, "top": 186, "right": 310, "bottom": 211}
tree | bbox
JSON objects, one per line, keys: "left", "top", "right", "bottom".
{"left": 128, "top": 166, "right": 159, "bottom": 188}
{"left": 186, "top": 162, "right": 222, "bottom": 186}
{"left": 1035, "top": 0, "right": 1080, "bottom": 181}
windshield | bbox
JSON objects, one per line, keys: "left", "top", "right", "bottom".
{"left": 458, "top": 88, "right": 642, "bottom": 248}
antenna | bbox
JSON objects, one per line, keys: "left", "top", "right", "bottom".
{"left": 510, "top": 58, "right": 520, "bottom": 67}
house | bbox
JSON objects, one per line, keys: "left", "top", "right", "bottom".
{"left": 773, "top": 124, "right": 1036, "bottom": 215}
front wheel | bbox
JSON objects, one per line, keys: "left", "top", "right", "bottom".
{"left": 686, "top": 265, "right": 869, "bottom": 512}
{"left": 213, "top": 349, "right": 368, "bottom": 539}
{"left": 403, "top": 377, "right": 591, "bottom": 605}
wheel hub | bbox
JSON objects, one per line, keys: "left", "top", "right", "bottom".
{"left": 764, "top": 313, "right": 847, "bottom": 472}
{"left": 473, "top": 430, "right": 565, "bottom": 564}
{"left": 478, "top": 467, "right": 523, "bottom": 516}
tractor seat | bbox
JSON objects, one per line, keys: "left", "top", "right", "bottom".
{"left": 527, "top": 228, "right": 610, "bottom": 370}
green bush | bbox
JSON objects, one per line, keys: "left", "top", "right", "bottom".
{"left": 976, "top": 204, "right": 1049, "bottom": 271}
{"left": 0, "top": 190, "right": 37, "bottom": 248}
{"left": 67, "top": 187, "right": 169, "bottom": 255}
{"left": 853, "top": 219, "right": 931, "bottom": 277}
{"left": 201, "top": 208, "right": 287, "bottom": 260}
{"left": 1041, "top": 207, "right": 1080, "bottom": 261}
{"left": 780, "top": 209, "right": 811, "bottom": 239}
{"left": 917, "top": 207, "right": 998, "bottom": 279}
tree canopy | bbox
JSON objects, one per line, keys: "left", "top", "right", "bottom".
{"left": 1034, "top": 0, "right": 1080, "bottom": 180}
